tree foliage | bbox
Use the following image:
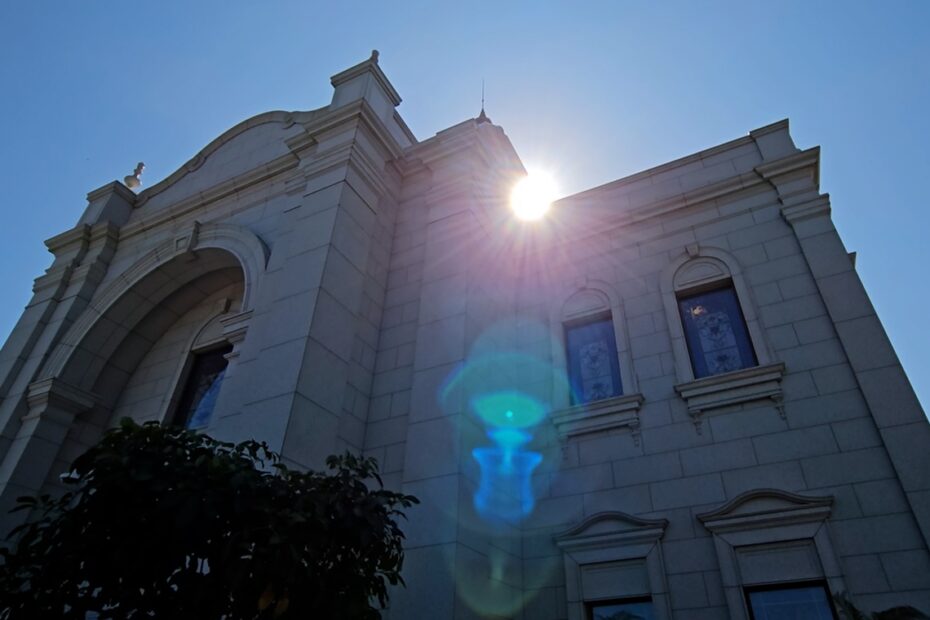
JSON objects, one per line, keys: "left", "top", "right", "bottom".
{"left": 0, "top": 419, "right": 418, "bottom": 619}
{"left": 835, "top": 592, "right": 930, "bottom": 620}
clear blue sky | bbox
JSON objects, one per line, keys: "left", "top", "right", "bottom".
{"left": 1, "top": 2, "right": 927, "bottom": 410}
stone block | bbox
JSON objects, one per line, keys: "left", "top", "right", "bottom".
{"left": 549, "top": 463, "right": 613, "bottom": 497}
{"left": 830, "top": 418, "right": 882, "bottom": 452}
{"left": 668, "top": 572, "right": 709, "bottom": 610}
{"left": 402, "top": 475, "right": 460, "bottom": 547}
{"left": 614, "top": 452, "right": 683, "bottom": 486}
{"left": 879, "top": 423, "right": 930, "bottom": 490}
{"left": 831, "top": 514, "right": 925, "bottom": 556}
{"left": 777, "top": 273, "right": 819, "bottom": 300}
{"left": 853, "top": 479, "right": 911, "bottom": 517}
{"left": 643, "top": 420, "right": 714, "bottom": 453}
{"left": 680, "top": 439, "right": 757, "bottom": 476}
{"left": 752, "top": 424, "right": 838, "bottom": 464}
{"left": 402, "top": 416, "right": 461, "bottom": 482}
{"left": 582, "top": 484, "right": 653, "bottom": 516}
{"left": 766, "top": 324, "right": 799, "bottom": 351}
{"left": 662, "top": 537, "right": 718, "bottom": 574}
{"left": 841, "top": 554, "right": 891, "bottom": 594}
{"left": 857, "top": 367, "right": 926, "bottom": 427}
{"left": 577, "top": 432, "right": 643, "bottom": 465}
{"left": 801, "top": 448, "right": 895, "bottom": 488}
{"left": 721, "top": 461, "right": 806, "bottom": 497}
{"left": 811, "top": 364, "right": 858, "bottom": 396}
{"left": 414, "top": 316, "right": 466, "bottom": 370}
{"left": 651, "top": 473, "right": 725, "bottom": 511}
{"left": 706, "top": 404, "right": 788, "bottom": 441}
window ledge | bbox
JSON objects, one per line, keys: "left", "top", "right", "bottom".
{"left": 674, "top": 362, "right": 786, "bottom": 433}
{"left": 551, "top": 393, "right": 645, "bottom": 443}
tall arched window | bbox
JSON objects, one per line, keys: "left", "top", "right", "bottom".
{"left": 661, "top": 246, "right": 784, "bottom": 430}
{"left": 550, "top": 282, "right": 643, "bottom": 440}
{"left": 167, "top": 310, "right": 235, "bottom": 429}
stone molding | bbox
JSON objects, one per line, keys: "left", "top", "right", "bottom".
{"left": 38, "top": 222, "right": 268, "bottom": 383}
{"left": 674, "top": 362, "right": 786, "bottom": 432}
{"left": 25, "top": 378, "right": 96, "bottom": 416}
{"left": 134, "top": 109, "right": 322, "bottom": 209}
{"left": 555, "top": 511, "right": 671, "bottom": 620}
{"left": 555, "top": 511, "right": 669, "bottom": 550}
{"left": 697, "top": 488, "right": 833, "bottom": 534}
{"left": 697, "top": 489, "right": 843, "bottom": 620}
{"left": 551, "top": 393, "right": 644, "bottom": 442}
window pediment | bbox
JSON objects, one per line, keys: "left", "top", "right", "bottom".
{"left": 698, "top": 488, "right": 833, "bottom": 534}
{"left": 556, "top": 511, "right": 668, "bottom": 550}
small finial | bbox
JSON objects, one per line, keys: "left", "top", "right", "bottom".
{"left": 124, "top": 162, "right": 144, "bottom": 190}
{"left": 370, "top": 50, "right": 379, "bottom": 63}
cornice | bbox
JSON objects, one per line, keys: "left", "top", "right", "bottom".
{"left": 87, "top": 181, "right": 138, "bottom": 206}
{"left": 782, "top": 194, "right": 832, "bottom": 224}
{"left": 119, "top": 151, "right": 299, "bottom": 242}
{"left": 754, "top": 146, "right": 821, "bottom": 189}
{"left": 330, "top": 52, "right": 402, "bottom": 106}
{"left": 45, "top": 224, "right": 91, "bottom": 255}
{"left": 25, "top": 377, "right": 96, "bottom": 415}
{"left": 302, "top": 98, "right": 406, "bottom": 161}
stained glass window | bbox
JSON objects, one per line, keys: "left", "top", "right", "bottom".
{"left": 171, "top": 344, "right": 233, "bottom": 429}
{"left": 566, "top": 316, "right": 623, "bottom": 404}
{"left": 588, "top": 598, "right": 655, "bottom": 620}
{"left": 746, "top": 584, "right": 836, "bottom": 620}
{"left": 677, "top": 286, "right": 757, "bottom": 379}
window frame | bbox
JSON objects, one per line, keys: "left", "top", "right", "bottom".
{"left": 587, "top": 595, "right": 656, "bottom": 620}
{"left": 548, "top": 282, "right": 643, "bottom": 440}
{"left": 564, "top": 311, "right": 625, "bottom": 406}
{"left": 698, "top": 489, "right": 845, "bottom": 620}
{"left": 169, "top": 342, "right": 233, "bottom": 429}
{"left": 660, "top": 246, "right": 773, "bottom": 384}
{"left": 555, "top": 512, "right": 671, "bottom": 620}
{"left": 744, "top": 580, "right": 838, "bottom": 620}
{"left": 676, "top": 281, "right": 759, "bottom": 379}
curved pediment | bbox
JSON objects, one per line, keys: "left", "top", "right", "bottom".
{"left": 555, "top": 511, "right": 668, "bottom": 550}
{"left": 135, "top": 108, "right": 324, "bottom": 211}
{"left": 698, "top": 488, "right": 834, "bottom": 533}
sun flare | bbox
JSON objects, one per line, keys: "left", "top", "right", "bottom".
{"left": 510, "top": 172, "right": 557, "bottom": 221}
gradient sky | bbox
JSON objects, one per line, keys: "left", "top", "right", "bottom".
{"left": 1, "top": 1, "right": 927, "bottom": 410}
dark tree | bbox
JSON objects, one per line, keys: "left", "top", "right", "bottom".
{"left": 0, "top": 419, "right": 418, "bottom": 619}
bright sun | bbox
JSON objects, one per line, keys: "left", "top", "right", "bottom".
{"left": 510, "top": 172, "right": 557, "bottom": 221}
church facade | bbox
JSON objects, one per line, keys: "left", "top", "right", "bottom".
{"left": 1, "top": 53, "right": 928, "bottom": 619}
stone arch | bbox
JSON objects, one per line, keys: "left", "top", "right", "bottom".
{"left": 0, "top": 224, "right": 266, "bottom": 525}
{"left": 39, "top": 222, "right": 267, "bottom": 387}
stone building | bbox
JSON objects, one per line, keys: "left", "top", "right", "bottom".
{"left": 1, "top": 53, "right": 928, "bottom": 619}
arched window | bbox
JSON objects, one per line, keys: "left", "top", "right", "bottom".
{"left": 550, "top": 282, "right": 643, "bottom": 440}
{"left": 661, "top": 246, "right": 784, "bottom": 430}
{"left": 167, "top": 310, "right": 234, "bottom": 429}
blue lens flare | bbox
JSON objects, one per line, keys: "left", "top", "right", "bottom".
{"left": 472, "top": 428, "right": 542, "bottom": 522}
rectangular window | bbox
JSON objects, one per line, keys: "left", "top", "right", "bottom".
{"left": 588, "top": 598, "right": 655, "bottom": 620}
{"left": 171, "top": 344, "right": 233, "bottom": 429}
{"left": 677, "top": 285, "right": 757, "bottom": 379}
{"left": 745, "top": 583, "right": 836, "bottom": 620}
{"left": 565, "top": 316, "right": 623, "bottom": 405}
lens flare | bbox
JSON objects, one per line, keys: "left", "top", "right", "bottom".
{"left": 510, "top": 172, "right": 557, "bottom": 220}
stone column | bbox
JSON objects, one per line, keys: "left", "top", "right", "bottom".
{"left": 0, "top": 378, "right": 95, "bottom": 537}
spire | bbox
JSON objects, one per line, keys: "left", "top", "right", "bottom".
{"left": 477, "top": 78, "right": 491, "bottom": 124}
